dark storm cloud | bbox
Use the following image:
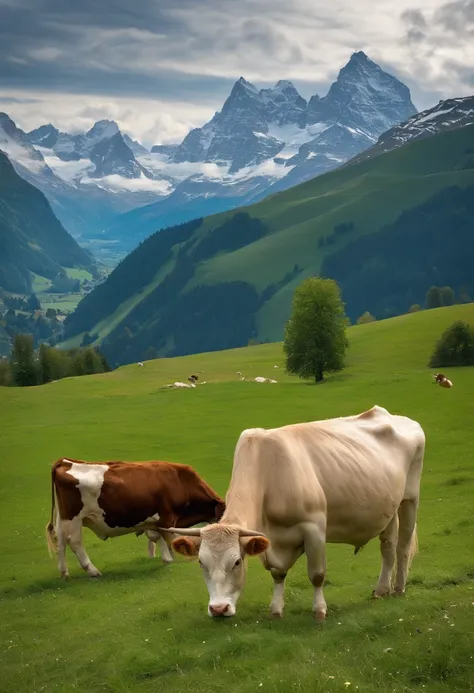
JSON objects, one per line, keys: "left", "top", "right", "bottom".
{"left": 0, "top": 0, "right": 472, "bottom": 142}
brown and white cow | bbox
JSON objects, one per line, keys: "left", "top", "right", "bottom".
{"left": 45, "top": 458, "right": 225, "bottom": 578}
{"left": 164, "top": 406, "right": 425, "bottom": 620}
{"left": 433, "top": 373, "right": 453, "bottom": 388}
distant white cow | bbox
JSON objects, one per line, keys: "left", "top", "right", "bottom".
{"left": 138, "top": 362, "right": 144, "bottom": 367}
{"left": 164, "top": 381, "right": 196, "bottom": 389}
{"left": 165, "top": 405, "right": 425, "bottom": 620}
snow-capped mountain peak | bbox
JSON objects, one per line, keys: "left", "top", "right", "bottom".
{"left": 85, "top": 119, "right": 120, "bottom": 144}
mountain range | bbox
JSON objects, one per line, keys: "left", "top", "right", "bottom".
{"left": 0, "top": 149, "right": 95, "bottom": 294}
{"left": 0, "top": 51, "right": 417, "bottom": 255}
{"left": 62, "top": 97, "right": 474, "bottom": 365}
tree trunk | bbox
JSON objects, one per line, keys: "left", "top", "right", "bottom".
{"left": 315, "top": 368, "right": 324, "bottom": 383}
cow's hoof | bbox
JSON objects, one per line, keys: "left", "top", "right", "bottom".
{"left": 60, "top": 573, "right": 70, "bottom": 581}
{"left": 313, "top": 610, "right": 327, "bottom": 623}
{"left": 270, "top": 610, "right": 283, "bottom": 619}
{"left": 372, "top": 588, "right": 391, "bottom": 599}
{"left": 393, "top": 588, "right": 405, "bottom": 597}
{"left": 88, "top": 570, "right": 102, "bottom": 578}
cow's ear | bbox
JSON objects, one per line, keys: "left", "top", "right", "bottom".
{"left": 241, "top": 536, "right": 270, "bottom": 556}
{"left": 172, "top": 536, "right": 201, "bottom": 557}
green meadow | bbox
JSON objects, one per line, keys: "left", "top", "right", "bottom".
{"left": 1, "top": 304, "right": 473, "bottom": 693}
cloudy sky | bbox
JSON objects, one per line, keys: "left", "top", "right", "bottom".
{"left": 0, "top": 0, "right": 473, "bottom": 146}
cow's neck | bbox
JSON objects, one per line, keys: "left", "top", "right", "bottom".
{"left": 221, "top": 487, "right": 261, "bottom": 531}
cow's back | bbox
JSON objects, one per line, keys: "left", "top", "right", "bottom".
{"left": 233, "top": 406, "right": 424, "bottom": 546}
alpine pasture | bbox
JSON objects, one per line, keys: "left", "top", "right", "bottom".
{"left": 1, "top": 304, "right": 474, "bottom": 693}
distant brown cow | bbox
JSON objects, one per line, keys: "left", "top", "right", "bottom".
{"left": 433, "top": 373, "right": 453, "bottom": 388}
{"left": 45, "top": 458, "right": 225, "bottom": 578}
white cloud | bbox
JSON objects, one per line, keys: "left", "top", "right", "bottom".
{"left": 0, "top": 90, "right": 214, "bottom": 146}
{"left": 1, "top": 0, "right": 473, "bottom": 147}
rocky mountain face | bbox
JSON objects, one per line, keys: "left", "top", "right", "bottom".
{"left": 1, "top": 52, "right": 418, "bottom": 254}
{"left": 349, "top": 95, "right": 474, "bottom": 165}
{"left": 0, "top": 149, "right": 94, "bottom": 294}
{"left": 0, "top": 114, "right": 172, "bottom": 256}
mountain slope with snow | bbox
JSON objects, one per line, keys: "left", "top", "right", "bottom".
{"left": 2, "top": 52, "right": 419, "bottom": 253}
{"left": 348, "top": 95, "right": 474, "bottom": 165}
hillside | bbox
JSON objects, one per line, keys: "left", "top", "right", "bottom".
{"left": 63, "top": 123, "right": 474, "bottom": 365}
{"left": 0, "top": 150, "right": 95, "bottom": 294}
{"left": 1, "top": 304, "right": 474, "bottom": 693}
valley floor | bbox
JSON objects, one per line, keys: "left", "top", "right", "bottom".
{"left": 1, "top": 304, "right": 473, "bottom": 693}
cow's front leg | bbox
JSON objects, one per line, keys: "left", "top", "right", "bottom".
{"left": 262, "top": 545, "right": 303, "bottom": 618}
{"left": 269, "top": 568, "right": 287, "bottom": 617}
{"left": 148, "top": 538, "right": 157, "bottom": 558}
{"left": 302, "top": 518, "right": 327, "bottom": 621}
{"left": 157, "top": 534, "right": 174, "bottom": 564}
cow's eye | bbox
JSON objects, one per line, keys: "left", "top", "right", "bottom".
{"left": 233, "top": 558, "right": 242, "bottom": 569}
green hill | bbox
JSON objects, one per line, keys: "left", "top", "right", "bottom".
{"left": 1, "top": 305, "right": 474, "bottom": 693}
{"left": 0, "top": 150, "right": 95, "bottom": 294}
{"left": 63, "top": 124, "right": 474, "bottom": 364}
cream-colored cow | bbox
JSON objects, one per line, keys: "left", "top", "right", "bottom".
{"left": 163, "top": 405, "right": 425, "bottom": 620}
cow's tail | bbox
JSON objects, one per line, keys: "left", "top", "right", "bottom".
{"left": 45, "top": 463, "right": 59, "bottom": 557}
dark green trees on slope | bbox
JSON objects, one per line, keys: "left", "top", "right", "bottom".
{"left": 0, "top": 150, "right": 94, "bottom": 293}
{"left": 322, "top": 185, "right": 474, "bottom": 320}
{"left": 62, "top": 124, "right": 474, "bottom": 366}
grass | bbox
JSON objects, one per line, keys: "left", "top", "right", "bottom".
{"left": 1, "top": 304, "right": 474, "bottom": 693}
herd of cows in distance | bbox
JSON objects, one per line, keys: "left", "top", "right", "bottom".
{"left": 46, "top": 401, "right": 429, "bottom": 621}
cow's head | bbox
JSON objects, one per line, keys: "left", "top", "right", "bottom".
{"left": 164, "top": 524, "right": 269, "bottom": 617}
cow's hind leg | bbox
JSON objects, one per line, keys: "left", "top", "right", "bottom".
{"left": 394, "top": 499, "right": 418, "bottom": 595}
{"left": 302, "top": 518, "right": 328, "bottom": 622}
{"left": 55, "top": 516, "right": 69, "bottom": 579}
{"left": 65, "top": 518, "right": 102, "bottom": 577}
{"left": 373, "top": 513, "right": 398, "bottom": 598}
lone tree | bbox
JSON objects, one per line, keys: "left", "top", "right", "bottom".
{"left": 428, "top": 321, "right": 474, "bottom": 368}
{"left": 284, "top": 277, "right": 348, "bottom": 383}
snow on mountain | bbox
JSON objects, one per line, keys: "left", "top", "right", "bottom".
{"left": 349, "top": 94, "right": 474, "bottom": 166}
{"left": 0, "top": 112, "right": 48, "bottom": 174}
{"left": 0, "top": 114, "right": 172, "bottom": 251}
{"left": 1, "top": 52, "right": 428, "bottom": 254}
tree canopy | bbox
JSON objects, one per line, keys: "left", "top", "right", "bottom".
{"left": 284, "top": 277, "right": 348, "bottom": 383}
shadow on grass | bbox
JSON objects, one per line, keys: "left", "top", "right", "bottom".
{"left": 0, "top": 558, "right": 172, "bottom": 600}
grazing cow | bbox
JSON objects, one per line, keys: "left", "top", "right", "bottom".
{"left": 433, "top": 373, "right": 453, "bottom": 388}
{"left": 45, "top": 458, "right": 225, "bottom": 579}
{"left": 165, "top": 406, "right": 425, "bottom": 620}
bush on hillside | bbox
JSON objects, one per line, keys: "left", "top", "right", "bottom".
{"left": 428, "top": 321, "right": 474, "bottom": 368}
{"left": 356, "top": 311, "right": 376, "bottom": 325}
{"left": 440, "top": 286, "right": 455, "bottom": 306}
{"left": 426, "top": 286, "right": 442, "bottom": 309}
{"left": 409, "top": 304, "right": 422, "bottom": 313}
{"left": 284, "top": 277, "right": 348, "bottom": 383}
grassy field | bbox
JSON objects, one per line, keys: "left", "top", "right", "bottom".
{"left": 1, "top": 304, "right": 474, "bottom": 693}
